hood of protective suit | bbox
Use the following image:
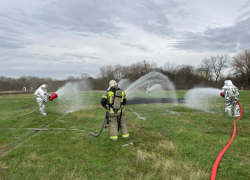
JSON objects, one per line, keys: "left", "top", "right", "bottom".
{"left": 224, "top": 80, "right": 233, "bottom": 86}
{"left": 40, "top": 84, "right": 48, "bottom": 91}
{"left": 34, "top": 84, "right": 48, "bottom": 97}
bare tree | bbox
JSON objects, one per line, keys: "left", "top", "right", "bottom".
{"left": 80, "top": 73, "right": 90, "bottom": 80}
{"left": 98, "top": 65, "right": 115, "bottom": 80}
{"left": 164, "top": 61, "right": 177, "bottom": 74}
{"left": 175, "top": 64, "right": 198, "bottom": 88}
{"left": 124, "top": 60, "right": 157, "bottom": 81}
{"left": 198, "top": 57, "right": 212, "bottom": 82}
{"left": 140, "top": 60, "right": 157, "bottom": 75}
{"left": 67, "top": 76, "right": 75, "bottom": 81}
{"left": 113, "top": 64, "right": 124, "bottom": 80}
{"left": 231, "top": 49, "right": 250, "bottom": 85}
{"left": 210, "top": 54, "right": 229, "bottom": 82}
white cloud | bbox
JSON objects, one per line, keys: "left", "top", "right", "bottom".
{"left": 0, "top": 0, "right": 249, "bottom": 79}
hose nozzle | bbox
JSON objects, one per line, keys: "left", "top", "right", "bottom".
{"left": 220, "top": 92, "right": 225, "bottom": 97}
{"left": 49, "top": 93, "right": 58, "bottom": 101}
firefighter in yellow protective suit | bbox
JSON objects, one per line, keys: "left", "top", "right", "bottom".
{"left": 100, "top": 80, "right": 130, "bottom": 141}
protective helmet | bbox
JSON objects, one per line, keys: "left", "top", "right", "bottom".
{"left": 224, "top": 80, "right": 233, "bottom": 86}
{"left": 109, "top": 80, "right": 117, "bottom": 88}
{"left": 41, "top": 84, "right": 48, "bottom": 90}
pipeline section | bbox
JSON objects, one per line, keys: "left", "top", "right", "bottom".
{"left": 210, "top": 101, "right": 242, "bottom": 180}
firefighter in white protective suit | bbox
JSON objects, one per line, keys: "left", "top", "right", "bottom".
{"left": 34, "top": 84, "right": 50, "bottom": 115}
{"left": 220, "top": 80, "right": 240, "bottom": 117}
{"left": 146, "top": 86, "right": 151, "bottom": 96}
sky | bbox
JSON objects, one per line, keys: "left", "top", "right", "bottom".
{"left": 0, "top": 0, "right": 250, "bottom": 79}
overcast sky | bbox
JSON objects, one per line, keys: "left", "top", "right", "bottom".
{"left": 1, "top": 0, "right": 250, "bottom": 79}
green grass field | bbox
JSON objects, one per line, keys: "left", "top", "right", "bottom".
{"left": 0, "top": 90, "right": 250, "bottom": 180}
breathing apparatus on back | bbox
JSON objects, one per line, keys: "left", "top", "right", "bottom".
{"left": 107, "top": 80, "right": 125, "bottom": 113}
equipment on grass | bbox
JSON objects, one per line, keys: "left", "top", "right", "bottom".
{"left": 121, "top": 142, "right": 136, "bottom": 148}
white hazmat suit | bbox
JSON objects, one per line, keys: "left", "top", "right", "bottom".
{"left": 221, "top": 80, "right": 240, "bottom": 117}
{"left": 34, "top": 84, "right": 50, "bottom": 115}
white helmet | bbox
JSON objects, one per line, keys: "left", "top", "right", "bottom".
{"left": 109, "top": 80, "right": 117, "bottom": 88}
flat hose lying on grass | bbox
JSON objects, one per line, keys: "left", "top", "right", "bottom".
{"left": 1, "top": 102, "right": 46, "bottom": 119}
{"left": 88, "top": 112, "right": 108, "bottom": 137}
{"left": 210, "top": 101, "right": 242, "bottom": 180}
{"left": 21, "top": 102, "right": 45, "bottom": 116}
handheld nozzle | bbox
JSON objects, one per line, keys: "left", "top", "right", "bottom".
{"left": 49, "top": 93, "right": 58, "bottom": 101}
{"left": 220, "top": 92, "right": 225, "bottom": 98}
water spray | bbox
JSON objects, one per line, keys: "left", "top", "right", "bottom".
{"left": 185, "top": 87, "right": 221, "bottom": 113}
{"left": 55, "top": 82, "right": 85, "bottom": 113}
{"left": 125, "top": 71, "right": 178, "bottom": 103}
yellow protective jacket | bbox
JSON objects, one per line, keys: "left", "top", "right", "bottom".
{"left": 100, "top": 87, "right": 126, "bottom": 116}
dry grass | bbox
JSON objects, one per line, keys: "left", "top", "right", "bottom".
{"left": 136, "top": 149, "right": 157, "bottom": 163}
{"left": 135, "top": 139, "right": 209, "bottom": 180}
{"left": 156, "top": 140, "right": 176, "bottom": 155}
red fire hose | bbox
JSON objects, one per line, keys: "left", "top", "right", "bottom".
{"left": 210, "top": 101, "right": 242, "bottom": 180}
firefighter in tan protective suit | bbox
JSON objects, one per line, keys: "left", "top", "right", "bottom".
{"left": 100, "top": 80, "right": 130, "bottom": 141}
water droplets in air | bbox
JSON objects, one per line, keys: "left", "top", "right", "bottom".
{"left": 185, "top": 87, "right": 222, "bottom": 113}
{"left": 56, "top": 82, "right": 85, "bottom": 113}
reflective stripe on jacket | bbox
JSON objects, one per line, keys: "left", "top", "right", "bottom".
{"left": 102, "top": 90, "right": 125, "bottom": 114}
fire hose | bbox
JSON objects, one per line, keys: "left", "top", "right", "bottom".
{"left": 22, "top": 93, "right": 58, "bottom": 116}
{"left": 0, "top": 102, "right": 46, "bottom": 120}
{"left": 88, "top": 112, "right": 108, "bottom": 137}
{"left": 18, "top": 93, "right": 58, "bottom": 117}
{"left": 21, "top": 102, "right": 45, "bottom": 116}
{"left": 210, "top": 101, "right": 242, "bottom": 180}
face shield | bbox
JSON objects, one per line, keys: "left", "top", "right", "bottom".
{"left": 224, "top": 80, "right": 233, "bottom": 86}
{"left": 41, "top": 84, "right": 48, "bottom": 91}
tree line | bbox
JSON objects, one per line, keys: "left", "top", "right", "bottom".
{"left": 0, "top": 49, "right": 249, "bottom": 92}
